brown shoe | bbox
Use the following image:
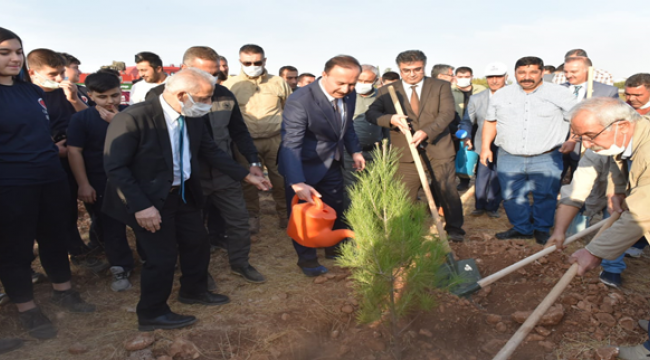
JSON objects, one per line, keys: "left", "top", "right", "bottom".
{"left": 249, "top": 217, "right": 260, "bottom": 235}
{"left": 278, "top": 217, "right": 289, "bottom": 229}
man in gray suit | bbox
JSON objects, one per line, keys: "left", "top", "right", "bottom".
{"left": 559, "top": 56, "right": 619, "bottom": 181}
{"left": 459, "top": 62, "right": 508, "bottom": 218}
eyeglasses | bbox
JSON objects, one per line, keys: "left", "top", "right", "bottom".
{"left": 241, "top": 61, "right": 264, "bottom": 67}
{"left": 572, "top": 119, "right": 624, "bottom": 142}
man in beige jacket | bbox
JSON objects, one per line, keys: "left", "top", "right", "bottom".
{"left": 548, "top": 97, "right": 650, "bottom": 359}
{"left": 223, "top": 44, "right": 292, "bottom": 233}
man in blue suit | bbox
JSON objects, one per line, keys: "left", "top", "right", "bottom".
{"left": 278, "top": 55, "right": 366, "bottom": 276}
{"left": 559, "top": 56, "right": 620, "bottom": 181}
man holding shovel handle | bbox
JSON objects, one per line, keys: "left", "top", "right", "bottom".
{"left": 545, "top": 97, "right": 650, "bottom": 360}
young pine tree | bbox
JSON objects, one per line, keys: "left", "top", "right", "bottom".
{"left": 337, "top": 141, "right": 456, "bottom": 344}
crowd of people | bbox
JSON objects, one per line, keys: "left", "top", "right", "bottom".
{"left": 1, "top": 25, "right": 650, "bottom": 359}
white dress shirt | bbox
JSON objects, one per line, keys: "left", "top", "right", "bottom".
{"left": 402, "top": 78, "right": 424, "bottom": 101}
{"left": 129, "top": 76, "right": 168, "bottom": 104}
{"left": 318, "top": 78, "right": 345, "bottom": 123}
{"left": 569, "top": 82, "right": 587, "bottom": 100}
{"left": 159, "top": 95, "right": 191, "bottom": 186}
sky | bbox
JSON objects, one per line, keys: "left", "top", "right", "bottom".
{"left": 2, "top": 0, "right": 649, "bottom": 81}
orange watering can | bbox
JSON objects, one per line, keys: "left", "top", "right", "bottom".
{"left": 287, "top": 194, "right": 354, "bottom": 248}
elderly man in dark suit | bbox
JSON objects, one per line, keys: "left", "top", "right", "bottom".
{"left": 278, "top": 55, "right": 365, "bottom": 276}
{"left": 103, "top": 68, "right": 270, "bottom": 331}
{"left": 366, "top": 50, "right": 465, "bottom": 242}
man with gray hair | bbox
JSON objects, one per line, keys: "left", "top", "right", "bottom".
{"left": 367, "top": 50, "right": 465, "bottom": 241}
{"left": 104, "top": 68, "right": 271, "bottom": 331}
{"left": 552, "top": 48, "right": 614, "bottom": 85}
{"left": 547, "top": 97, "right": 650, "bottom": 359}
{"left": 342, "top": 64, "right": 389, "bottom": 210}
{"left": 146, "top": 46, "right": 267, "bottom": 284}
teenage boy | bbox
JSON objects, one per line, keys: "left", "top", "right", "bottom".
{"left": 27, "top": 49, "right": 108, "bottom": 273}
{"left": 67, "top": 73, "right": 136, "bottom": 291}
{"left": 59, "top": 52, "right": 93, "bottom": 106}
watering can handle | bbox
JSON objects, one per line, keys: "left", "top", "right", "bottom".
{"left": 291, "top": 194, "right": 324, "bottom": 209}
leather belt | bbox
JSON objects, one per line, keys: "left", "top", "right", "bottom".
{"left": 521, "top": 146, "right": 560, "bottom": 157}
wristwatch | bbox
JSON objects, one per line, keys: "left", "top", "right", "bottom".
{"left": 250, "top": 162, "right": 262, "bottom": 168}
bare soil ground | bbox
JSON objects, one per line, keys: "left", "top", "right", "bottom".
{"left": 1, "top": 188, "right": 649, "bottom": 360}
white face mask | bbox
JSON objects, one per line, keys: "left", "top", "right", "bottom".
{"left": 456, "top": 77, "right": 472, "bottom": 88}
{"left": 640, "top": 101, "right": 650, "bottom": 110}
{"left": 593, "top": 124, "right": 627, "bottom": 156}
{"left": 180, "top": 93, "right": 212, "bottom": 118}
{"left": 355, "top": 82, "right": 374, "bottom": 95}
{"left": 242, "top": 65, "right": 264, "bottom": 78}
{"left": 34, "top": 72, "right": 60, "bottom": 89}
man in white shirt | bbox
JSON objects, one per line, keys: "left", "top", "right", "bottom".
{"left": 129, "top": 52, "right": 168, "bottom": 104}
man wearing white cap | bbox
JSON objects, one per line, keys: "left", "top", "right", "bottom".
{"left": 459, "top": 62, "right": 508, "bottom": 218}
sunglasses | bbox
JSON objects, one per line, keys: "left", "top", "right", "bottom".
{"left": 241, "top": 61, "right": 264, "bottom": 67}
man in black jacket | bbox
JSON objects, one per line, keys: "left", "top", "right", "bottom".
{"left": 146, "top": 46, "right": 266, "bottom": 283}
{"left": 104, "top": 68, "right": 270, "bottom": 331}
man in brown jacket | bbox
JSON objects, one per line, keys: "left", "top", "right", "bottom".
{"left": 223, "top": 44, "right": 292, "bottom": 233}
{"left": 548, "top": 97, "right": 650, "bottom": 359}
{"left": 366, "top": 50, "right": 465, "bottom": 241}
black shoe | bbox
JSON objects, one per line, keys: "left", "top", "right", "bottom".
{"left": 448, "top": 232, "right": 465, "bottom": 242}
{"left": 231, "top": 265, "right": 266, "bottom": 284}
{"left": 70, "top": 248, "right": 109, "bottom": 274}
{"left": 534, "top": 230, "right": 550, "bottom": 245}
{"left": 470, "top": 209, "right": 485, "bottom": 217}
{"left": 599, "top": 271, "right": 622, "bottom": 288}
{"left": 138, "top": 312, "right": 197, "bottom": 331}
{"left": 178, "top": 291, "right": 231, "bottom": 306}
{"left": 19, "top": 307, "right": 57, "bottom": 339}
{"left": 50, "top": 289, "right": 96, "bottom": 313}
{"left": 487, "top": 210, "right": 501, "bottom": 218}
{"left": 495, "top": 228, "right": 533, "bottom": 240}
{"left": 457, "top": 182, "right": 470, "bottom": 192}
{"left": 0, "top": 338, "right": 24, "bottom": 355}
{"left": 207, "top": 273, "right": 218, "bottom": 292}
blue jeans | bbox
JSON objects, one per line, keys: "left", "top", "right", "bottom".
{"left": 497, "top": 150, "right": 563, "bottom": 235}
{"left": 475, "top": 145, "right": 501, "bottom": 211}
{"left": 602, "top": 238, "right": 648, "bottom": 274}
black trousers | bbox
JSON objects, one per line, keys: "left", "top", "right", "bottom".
{"left": 134, "top": 190, "right": 210, "bottom": 320}
{"left": 285, "top": 161, "right": 347, "bottom": 268}
{"left": 86, "top": 174, "right": 135, "bottom": 270}
{"left": 203, "top": 173, "right": 251, "bottom": 267}
{"left": 205, "top": 203, "right": 226, "bottom": 247}
{"left": 0, "top": 179, "right": 72, "bottom": 303}
{"left": 61, "top": 159, "right": 90, "bottom": 256}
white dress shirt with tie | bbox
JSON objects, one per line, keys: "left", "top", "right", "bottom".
{"left": 318, "top": 79, "right": 345, "bottom": 123}
{"left": 569, "top": 82, "right": 587, "bottom": 100}
{"left": 402, "top": 78, "right": 424, "bottom": 102}
{"left": 159, "top": 94, "right": 191, "bottom": 186}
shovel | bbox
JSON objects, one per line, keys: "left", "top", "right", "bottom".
{"left": 387, "top": 86, "right": 481, "bottom": 292}
{"left": 455, "top": 213, "right": 619, "bottom": 297}
{"left": 492, "top": 212, "right": 620, "bottom": 360}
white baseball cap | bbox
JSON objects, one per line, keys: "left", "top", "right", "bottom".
{"left": 484, "top": 62, "right": 508, "bottom": 77}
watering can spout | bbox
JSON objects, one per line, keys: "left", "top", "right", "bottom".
{"left": 309, "top": 229, "right": 355, "bottom": 248}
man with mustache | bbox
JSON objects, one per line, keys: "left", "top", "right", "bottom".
{"left": 480, "top": 56, "right": 577, "bottom": 245}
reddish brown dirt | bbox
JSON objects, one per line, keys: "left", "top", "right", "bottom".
{"left": 1, "top": 190, "right": 649, "bottom": 360}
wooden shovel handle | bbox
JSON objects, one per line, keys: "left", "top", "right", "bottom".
{"left": 387, "top": 86, "right": 450, "bottom": 250}
{"left": 477, "top": 217, "right": 608, "bottom": 288}
{"left": 492, "top": 212, "right": 620, "bottom": 360}
{"left": 492, "top": 263, "right": 579, "bottom": 360}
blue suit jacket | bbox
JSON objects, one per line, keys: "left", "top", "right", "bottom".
{"left": 561, "top": 81, "right": 619, "bottom": 99}
{"left": 562, "top": 81, "right": 620, "bottom": 159}
{"left": 278, "top": 80, "right": 362, "bottom": 185}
